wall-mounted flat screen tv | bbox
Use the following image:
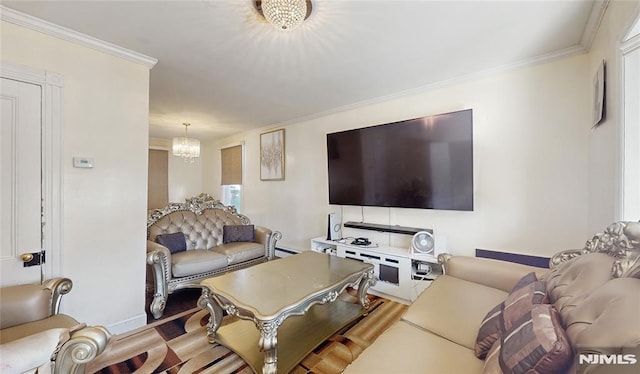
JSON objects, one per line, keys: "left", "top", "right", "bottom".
{"left": 327, "top": 109, "right": 473, "bottom": 211}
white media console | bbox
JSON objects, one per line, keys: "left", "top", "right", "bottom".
{"left": 310, "top": 236, "right": 444, "bottom": 303}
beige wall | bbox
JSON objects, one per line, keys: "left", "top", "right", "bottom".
{"left": 206, "top": 53, "right": 591, "bottom": 258}
{"left": 585, "top": 0, "right": 640, "bottom": 232}
{"left": 203, "top": 1, "right": 640, "bottom": 260}
{"left": 1, "top": 21, "right": 151, "bottom": 333}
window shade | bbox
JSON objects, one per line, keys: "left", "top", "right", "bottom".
{"left": 221, "top": 145, "right": 242, "bottom": 185}
{"left": 148, "top": 149, "right": 169, "bottom": 210}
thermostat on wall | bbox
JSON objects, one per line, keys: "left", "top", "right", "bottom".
{"left": 73, "top": 157, "right": 94, "bottom": 168}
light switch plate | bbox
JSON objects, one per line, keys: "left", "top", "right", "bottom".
{"left": 73, "top": 157, "right": 94, "bottom": 168}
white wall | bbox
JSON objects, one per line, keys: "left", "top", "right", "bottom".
{"left": 206, "top": 2, "right": 640, "bottom": 260}
{"left": 209, "top": 53, "right": 592, "bottom": 258}
{"left": 585, "top": 0, "right": 640, "bottom": 232}
{"left": 168, "top": 152, "right": 203, "bottom": 202}
{"left": 1, "top": 21, "right": 151, "bottom": 333}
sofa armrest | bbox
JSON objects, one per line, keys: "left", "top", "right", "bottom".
{"left": 55, "top": 325, "right": 111, "bottom": 374}
{"left": 254, "top": 226, "right": 282, "bottom": 260}
{"left": 439, "top": 255, "right": 548, "bottom": 292}
{"left": 147, "top": 240, "right": 171, "bottom": 285}
{"left": 0, "top": 278, "right": 71, "bottom": 330}
{"left": 42, "top": 278, "right": 73, "bottom": 315}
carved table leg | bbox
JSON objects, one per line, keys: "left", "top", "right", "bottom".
{"left": 257, "top": 320, "right": 279, "bottom": 374}
{"left": 357, "top": 269, "right": 376, "bottom": 309}
{"left": 197, "top": 287, "right": 224, "bottom": 344}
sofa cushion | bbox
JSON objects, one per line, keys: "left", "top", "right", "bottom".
{"left": 212, "top": 242, "right": 265, "bottom": 265}
{"left": 560, "top": 277, "right": 640, "bottom": 374}
{"left": 544, "top": 252, "right": 615, "bottom": 311}
{"left": 0, "top": 327, "right": 69, "bottom": 373}
{"left": 156, "top": 232, "right": 187, "bottom": 254}
{"left": 171, "top": 249, "right": 228, "bottom": 277}
{"left": 475, "top": 278, "right": 548, "bottom": 358}
{"left": 498, "top": 304, "right": 573, "bottom": 374}
{"left": 223, "top": 224, "right": 255, "bottom": 244}
{"left": 403, "top": 275, "right": 508, "bottom": 350}
{"left": 344, "top": 320, "right": 485, "bottom": 374}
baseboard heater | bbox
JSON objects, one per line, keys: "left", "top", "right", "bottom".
{"left": 476, "top": 249, "right": 550, "bottom": 269}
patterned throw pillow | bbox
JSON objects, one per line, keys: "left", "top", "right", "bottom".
{"left": 483, "top": 340, "right": 502, "bottom": 373}
{"left": 156, "top": 232, "right": 187, "bottom": 254}
{"left": 498, "top": 304, "right": 573, "bottom": 374}
{"left": 475, "top": 272, "right": 547, "bottom": 359}
{"left": 501, "top": 281, "right": 548, "bottom": 331}
{"left": 223, "top": 224, "right": 255, "bottom": 244}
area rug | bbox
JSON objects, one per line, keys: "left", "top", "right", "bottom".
{"left": 87, "top": 293, "right": 407, "bottom": 374}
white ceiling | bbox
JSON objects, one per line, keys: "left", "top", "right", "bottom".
{"left": 2, "top": 0, "right": 599, "bottom": 141}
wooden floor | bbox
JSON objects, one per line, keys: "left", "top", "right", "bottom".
{"left": 145, "top": 287, "right": 203, "bottom": 324}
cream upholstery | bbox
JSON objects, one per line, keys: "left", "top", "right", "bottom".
{"left": 146, "top": 194, "right": 282, "bottom": 319}
{"left": 0, "top": 278, "right": 111, "bottom": 374}
{"left": 345, "top": 221, "right": 640, "bottom": 374}
{"left": 402, "top": 275, "right": 509, "bottom": 350}
{"left": 443, "top": 255, "right": 547, "bottom": 292}
{"left": 345, "top": 320, "right": 485, "bottom": 374}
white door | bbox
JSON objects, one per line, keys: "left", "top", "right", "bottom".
{"left": 0, "top": 77, "right": 44, "bottom": 286}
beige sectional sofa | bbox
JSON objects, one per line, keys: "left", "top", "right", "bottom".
{"left": 345, "top": 221, "right": 640, "bottom": 373}
{"left": 146, "top": 194, "right": 281, "bottom": 319}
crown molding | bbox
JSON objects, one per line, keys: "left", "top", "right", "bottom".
{"left": 274, "top": 44, "right": 587, "bottom": 129}
{"left": 0, "top": 5, "right": 158, "bottom": 68}
{"left": 581, "top": 0, "right": 610, "bottom": 51}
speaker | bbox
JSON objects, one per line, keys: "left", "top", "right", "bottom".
{"left": 411, "top": 231, "right": 447, "bottom": 257}
{"left": 327, "top": 213, "right": 342, "bottom": 241}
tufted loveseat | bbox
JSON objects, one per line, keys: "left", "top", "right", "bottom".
{"left": 146, "top": 194, "right": 281, "bottom": 319}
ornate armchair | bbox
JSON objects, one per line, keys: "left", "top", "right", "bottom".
{"left": 0, "top": 278, "right": 111, "bottom": 374}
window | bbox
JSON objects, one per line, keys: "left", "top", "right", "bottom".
{"left": 221, "top": 144, "right": 243, "bottom": 212}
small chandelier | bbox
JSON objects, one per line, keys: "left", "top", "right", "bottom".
{"left": 257, "top": 0, "right": 312, "bottom": 31}
{"left": 172, "top": 123, "right": 200, "bottom": 163}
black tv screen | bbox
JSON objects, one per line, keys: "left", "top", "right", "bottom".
{"left": 327, "top": 109, "right": 473, "bottom": 211}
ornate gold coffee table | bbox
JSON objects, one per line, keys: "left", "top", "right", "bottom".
{"left": 198, "top": 251, "right": 375, "bottom": 374}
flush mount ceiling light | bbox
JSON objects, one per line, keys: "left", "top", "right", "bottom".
{"left": 256, "top": 0, "right": 313, "bottom": 31}
{"left": 172, "top": 123, "right": 200, "bottom": 163}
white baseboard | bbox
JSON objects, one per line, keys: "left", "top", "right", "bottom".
{"left": 106, "top": 312, "right": 147, "bottom": 335}
{"left": 275, "top": 247, "right": 301, "bottom": 258}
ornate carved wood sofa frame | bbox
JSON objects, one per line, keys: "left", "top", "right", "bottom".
{"left": 146, "top": 194, "right": 282, "bottom": 319}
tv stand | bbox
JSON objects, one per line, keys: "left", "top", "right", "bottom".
{"left": 310, "top": 237, "right": 443, "bottom": 303}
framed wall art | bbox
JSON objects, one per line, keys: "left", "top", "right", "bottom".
{"left": 592, "top": 59, "right": 606, "bottom": 127}
{"left": 260, "top": 129, "right": 285, "bottom": 181}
